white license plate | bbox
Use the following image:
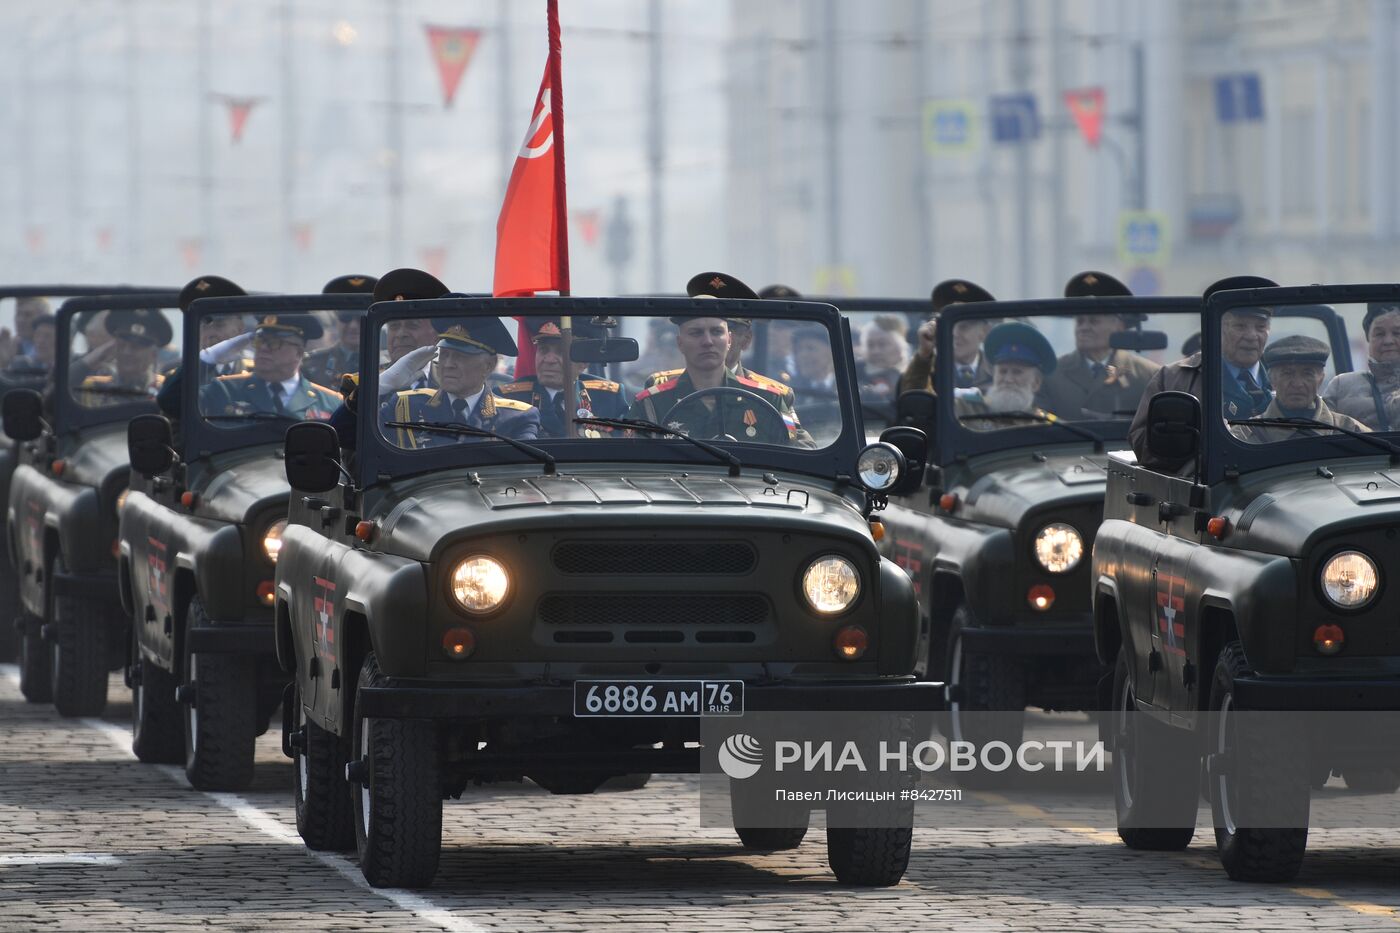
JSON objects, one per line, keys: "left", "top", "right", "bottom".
{"left": 573, "top": 680, "right": 745, "bottom": 718}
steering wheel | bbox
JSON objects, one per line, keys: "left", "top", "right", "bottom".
{"left": 665, "top": 387, "right": 789, "bottom": 444}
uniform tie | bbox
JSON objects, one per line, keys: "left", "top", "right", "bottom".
{"left": 268, "top": 382, "right": 286, "bottom": 414}
{"left": 956, "top": 365, "right": 976, "bottom": 387}
{"left": 452, "top": 397, "right": 470, "bottom": 423}
{"left": 1090, "top": 361, "right": 1106, "bottom": 381}
{"left": 1238, "top": 368, "right": 1269, "bottom": 413}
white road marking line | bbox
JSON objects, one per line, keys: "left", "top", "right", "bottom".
{"left": 0, "top": 853, "right": 121, "bottom": 865}
{"left": 0, "top": 666, "right": 488, "bottom": 933}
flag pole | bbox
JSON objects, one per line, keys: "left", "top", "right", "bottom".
{"left": 546, "top": 0, "right": 578, "bottom": 436}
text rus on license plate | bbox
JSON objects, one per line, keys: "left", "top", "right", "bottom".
{"left": 574, "top": 680, "right": 744, "bottom": 717}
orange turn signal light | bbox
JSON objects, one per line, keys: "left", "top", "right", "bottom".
{"left": 443, "top": 626, "right": 476, "bottom": 660}
{"left": 869, "top": 520, "right": 885, "bottom": 542}
{"left": 51, "top": 460, "right": 65, "bottom": 476}
{"left": 256, "top": 580, "right": 275, "bottom": 607}
{"left": 180, "top": 491, "right": 197, "bottom": 508}
{"left": 354, "top": 520, "right": 375, "bottom": 542}
{"left": 1028, "top": 584, "right": 1055, "bottom": 611}
{"left": 1206, "top": 516, "right": 1229, "bottom": 540}
{"left": 1314, "top": 624, "right": 1345, "bottom": 656}
{"left": 833, "top": 625, "right": 868, "bottom": 661}
{"left": 938, "top": 493, "right": 958, "bottom": 512}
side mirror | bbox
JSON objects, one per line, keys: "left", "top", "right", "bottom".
{"left": 1110, "top": 330, "right": 1169, "bottom": 352}
{"left": 127, "top": 414, "right": 175, "bottom": 477}
{"left": 2, "top": 389, "right": 44, "bottom": 442}
{"left": 570, "top": 337, "right": 640, "bottom": 364}
{"left": 284, "top": 422, "right": 343, "bottom": 493}
{"left": 895, "top": 390, "right": 936, "bottom": 439}
{"left": 879, "top": 426, "right": 928, "bottom": 496}
{"left": 1145, "top": 390, "right": 1201, "bottom": 466}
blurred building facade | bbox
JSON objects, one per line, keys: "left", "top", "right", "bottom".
{"left": 725, "top": 0, "right": 1400, "bottom": 300}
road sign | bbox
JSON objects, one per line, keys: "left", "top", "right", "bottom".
{"left": 989, "top": 93, "right": 1039, "bottom": 144}
{"left": 1125, "top": 266, "right": 1162, "bottom": 297}
{"left": 1117, "top": 211, "right": 1170, "bottom": 267}
{"left": 1063, "top": 87, "right": 1105, "bottom": 147}
{"left": 1214, "top": 73, "right": 1264, "bottom": 123}
{"left": 814, "top": 265, "right": 857, "bottom": 297}
{"left": 923, "top": 99, "right": 977, "bottom": 155}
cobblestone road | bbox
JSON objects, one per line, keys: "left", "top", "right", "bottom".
{"left": 3, "top": 668, "right": 1400, "bottom": 931}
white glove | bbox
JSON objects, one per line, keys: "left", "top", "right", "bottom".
{"left": 199, "top": 331, "right": 254, "bottom": 365}
{"left": 379, "top": 345, "right": 437, "bottom": 395}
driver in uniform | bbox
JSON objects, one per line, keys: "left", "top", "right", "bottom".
{"left": 625, "top": 312, "right": 805, "bottom": 445}
{"left": 198, "top": 314, "right": 342, "bottom": 420}
{"left": 74, "top": 309, "right": 173, "bottom": 405}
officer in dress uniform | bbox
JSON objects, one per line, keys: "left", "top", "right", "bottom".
{"left": 498, "top": 317, "right": 628, "bottom": 437}
{"left": 382, "top": 316, "right": 540, "bottom": 449}
{"left": 199, "top": 314, "right": 342, "bottom": 421}
{"left": 74, "top": 309, "right": 173, "bottom": 406}
{"left": 1039, "top": 271, "right": 1161, "bottom": 420}
{"left": 302, "top": 274, "right": 378, "bottom": 389}
{"left": 626, "top": 311, "right": 803, "bottom": 445}
{"left": 954, "top": 321, "right": 1057, "bottom": 431}
{"left": 156, "top": 275, "right": 249, "bottom": 417}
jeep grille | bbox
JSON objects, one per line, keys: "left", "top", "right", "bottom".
{"left": 551, "top": 540, "right": 757, "bottom": 576}
{"left": 539, "top": 593, "right": 769, "bottom": 628}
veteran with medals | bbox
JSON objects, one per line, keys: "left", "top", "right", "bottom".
{"left": 198, "top": 314, "right": 342, "bottom": 421}
{"left": 498, "top": 317, "right": 628, "bottom": 438}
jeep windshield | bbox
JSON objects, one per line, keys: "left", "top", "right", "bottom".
{"left": 359, "top": 297, "right": 863, "bottom": 480}
{"left": 65, "top": 305, "right": 183, "bottom": 410}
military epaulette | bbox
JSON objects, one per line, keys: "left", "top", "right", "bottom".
{"left": 636, "top": 377, "right": 679, "bottom": 400}
{"left": 397, "top": 388, "right": 437, "bottom": 398}
{"left": 644, "top": 368, "right": 683, "bottom": 388}
{"left": 81, "top": 374, "right": 114, "bottom": 385}
{"left": 580, "top": 378, "right": 620, "bottom": 392}
{"left": 492, "top": 396, "right": 534, "bottom": 411}
{"left": 215, "top": 372, "right": 257, "bottom": 384}
{"left": 735, "top": 374, "right": 783, "bottom": 397}
{"left": 498, "top": 381, "right": 533, "bottom": 394}
{"left": 742, "top": 371, "right": 793, "bottom": 395}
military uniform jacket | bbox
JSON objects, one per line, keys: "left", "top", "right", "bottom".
{"left": 498, "top": 374, "right": 628, "bottom": 438}
{"left": 382, "top": 387, "right": 540, "bottom": 449}
{"left": 199, "top": 372, "right": 342, "bottom": 421}
{"left": 645, "top": 364, "right": 799, "bottom": 416}
{"left": 898, "top": 351, "right": 993, "bottom": 395}
{"left": 626, "top": 369, "right": 802, "bottom": 444}
{"left": 1231, "top": 398, "right": 1371, "bottom": 444}
{"left": 302, "top": 345, "right": 359, "bottom": 391}
{"left": 1039, "top": 350, "right": 1161, "bottom": 420}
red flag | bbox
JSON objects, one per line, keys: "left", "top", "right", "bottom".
{"left": 424, "top": 26, "right": 482, "bottom": 108}
{"left": 574, "top": 209, "right": 601, "bottom": 247}
{"left": 179, "top": 238, "right": 202, "bottom": 270}
{"left": 24, "top": 227, "right": 43, "bottom": 255}
{"left": 1064, "top": 87, "right": 1105, "bottom": 148}
{"left": 420, "top": 246, "right": 447, "bottom": 279}
{"left": 292, "top": 222, "right": 313, "bottom": 252}
{"left": 493, "top": 0, "right": 570, "bottom": 300}
{"left": 224, "top": 98, "right": 260, "bottom": 144}
{"left": 96, "top": 227, "right": 113, "bottom": 252}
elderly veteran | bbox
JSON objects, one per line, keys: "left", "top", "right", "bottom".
{"left": 199, "top": 314, "right": 342, "bottom": 421}
{"left": 954, "top": 321, "right": 1056, "bottom": 431}
{"left": 74, "top": 309, "right": 173, "bottom": 404}
{"left": 1040, "top": 271, "right": 1160, "bottom": 420}
{"left": 498, "top": 317, "right": 628, "bottom": 437}
{"left": 899, "top": 278, "right": 997, "bottom": 395}
{"left": 1232, "top": 335, "right": 1369, "bottom": 443}
{"left": 381, "top": 316, "right": 539, "bottom": 448}
{"left": 1320, "top": 301, "right": 1400, "bottom": 431}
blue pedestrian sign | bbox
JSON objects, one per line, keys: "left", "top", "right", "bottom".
{"left": 1117, "top": 211, "right": 1170, "bottom": 267}
{"left": 989, "top": 93, "right": 1039, "bottom": 144}
{"left": 1214, "top": 73, "right": 1264, "bottom": 123}
{"left": 922, "top": 99, "right": 978, "bottom": 155}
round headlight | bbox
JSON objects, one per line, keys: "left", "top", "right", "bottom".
{"left": 802, "top": 556, "right": 861, "bottom": 615}
{"left": 1033, "top": 523, "right": 1084, "bottom": 574}
{"left": 1321, "top": 551, "right": 1379, "bottom": 609}
{"left": 450, "top": 555, "right": 511, "bottom": 614}
{"left": 855, "top": 443, "right": 904, "bottom": 492}
{"left": 262, "top": 519, "right": 287, "bottom": 563}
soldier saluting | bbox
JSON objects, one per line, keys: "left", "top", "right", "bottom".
{"left": 199, "top": 314, "right": 341, "bottom": 421}
{"left": 74, "top": 309, "right": 173, "bottom": 405}
{"left": 498, "top": 317, "right": 628, "bottom": 438}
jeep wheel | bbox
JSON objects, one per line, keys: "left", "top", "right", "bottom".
{"left": 49, "top": 559, "right": 110, "bottom": 717}
{"left": 528, "top": 773, "right": 608, "bottom": 795}
{"left": 826, "top": 825, "right": 913, "bottom": 887}
{"left": 730, "top": 777, "right": 808, "bottom": 851}
{"left": 1208, "top": 642, "right": 1309, "bottom": 882}
{"left": 181, "top": 597, "right": 257, "bottom": 791}
{"left": 0, "top": 571, "right": 18, "bottom": 663}
{"left": 130, "top": 628, "right": 182, "bottom": 764}
{"left": 17, "top": 612, "right": 51, "bottom": 703}
{"left": 603, "top": 773, "right": 652, "bottom": 791}
{"left": 1111, "top": 648, "right": 1197, "bottom": 850}
{"left": 946, "top": 604, "right": 1024, "bottom": 785}
{"left": 351, "top": 653, "right": 442, "bottom": 888}
{"left": 294, "top": 696, "right": 355, "bottom": 851}
{"left": 1341, "top": 767, "right": 1400, "bottom": 794}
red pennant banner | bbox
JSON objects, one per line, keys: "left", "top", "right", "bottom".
{"left": 421, "top": 246, "right": 447, "bottom": 279}
{"left": 96, "top": 227, "right": 113, "bottom": 252}
{"left": 223, "top": 97, "right": 261, "bottom": 144}
{"left": 1064, "top": 87, "right": 1105, "bottom": 148}
{"left": 292, "top": 223, "right": 314, "bottom": 253}
{"left": 179, "top": 238, "right": 203, "bottom": 270}
{"left": 24, "top": 227, "right": 44, "bottom": 255}
{"left": 424, "top": 26, "right": 483, "bottom": 108}
{"left": 574, "top": 209, "right": 601, "bottom": 247}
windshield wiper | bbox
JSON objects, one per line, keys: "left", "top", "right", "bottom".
{"left": 958, "top": 410, "right": 1106, "bottom": 451}
{"left": 384, "top": 420, "right": 556, "bottom": 474}
{"left": 574, "top": 416, "right": 742, "bottom": 477}
{"left": 203, "top": 412, "right": 300, "bottom": 423}
{"left": 1229, "top": 417, "right": 1400, "bottom": 459}
{"left": 76, "top": 385, "right": 154, "bottom": 397}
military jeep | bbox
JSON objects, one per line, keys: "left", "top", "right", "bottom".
{"left": 3, "top": 293, "right": 181, "bottom": 714}
{"left": 275, "top": 297, "right": 934, "bottom": 889}
{"left": 880, "top": 297, "right": 1202, "bottom": 759}
{"left": 1095, "top": 285, "right": 1400, "bottom": 882}
{"left": 119, "top": 293, "right": 367, "bottom": 790}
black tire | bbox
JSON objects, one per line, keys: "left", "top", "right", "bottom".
{"left": 49, "top": 557, "right": 110, "bottom": 717}
{"left": 603, "top": 773, "right": 652, "bottom": 791}
{"left": 1341, "top": 767, "right": 1400, "bottom": 794}
{"left": 528, "top": 773, "right": 608, "bottom": 795}
{"left": 352, "top": 653, "right": 442, "bottom": 888}
{"left": 1208, "top": 642, "right": 1309, "bottom": 883}
{"left": 294, "top": 696, "right": 355, "bottom": 851}
{"left": 730, "top": 777, "right": 808, "bottom": 851}
{"left": 946, "top": 604, "right": 1024, "bottom": 786}
{"left": 181, "top": 597, "right": 257, "bottom": 791}
{"left": 130, "top": 625, "right": 183, "bottom": 764}
{"left": 17, "top": 612, "right": 51, "bottom": 703}
{"left": 1111, "top": 647, "right": 1197, "bottom": 850}
{"left": 826, "top": 826, "right": 913, "bottom": 887}
{"left": 0, "top": 568, "right": 19, "bottom": 663}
